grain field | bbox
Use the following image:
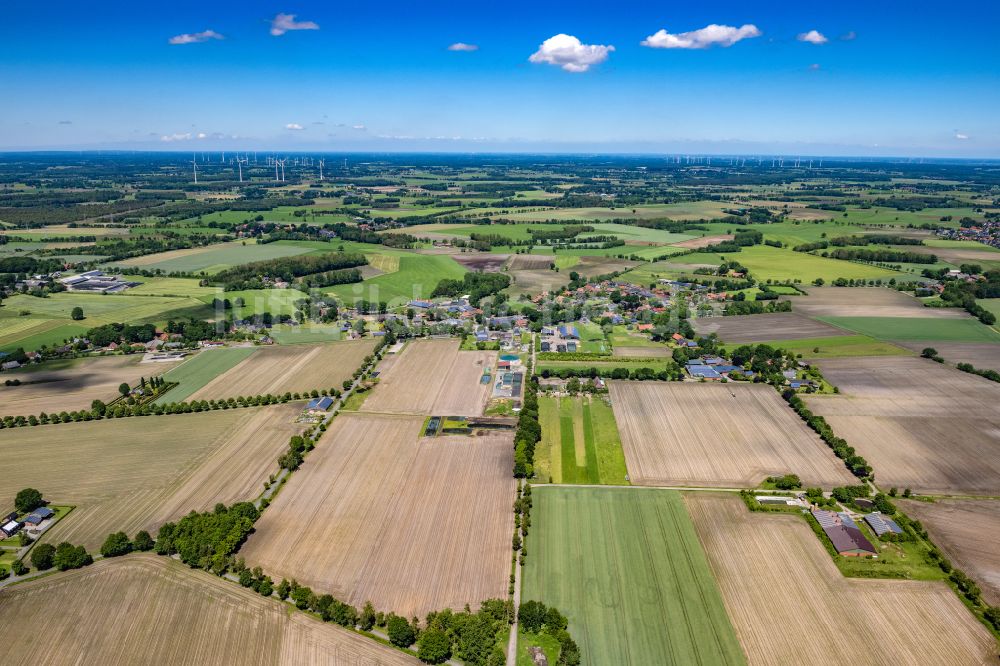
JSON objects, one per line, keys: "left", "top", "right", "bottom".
{"left": 609, "top": 382, "right": 855, "bottom": 488}
{"left": 190, "top": 339, "right": 377, "bottom": 400}
{"left": 686, "top": 494, "right": 996, "bottom": 666}
{"left": 693, "top": 312, "right": 850, "bottom": 343}
{"left": 241, "top": 413, "right": 515, "bottom": 617}
{"left": 0, "top": 555, "right": 417, "bottom": 666}
{"left": 0, "top": 404, "right": 302, "bottom": 548}
{"left": 782, "top": 286, "right": 968, "bottom": 319}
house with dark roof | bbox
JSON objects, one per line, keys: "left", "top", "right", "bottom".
{"left": 23, "top": 507, "right": 54, "bottom": 526}
{"left": 864, "top": 512, "right": 904, "bottom": 537}
{"left": 558, "top": 325, "right": 579, "bottom": 340}
{"left": 813, "top": 509, "right": 877, "bottom": 556}
{"left": 306, "top": 396, "right": 334, "bottom": 412}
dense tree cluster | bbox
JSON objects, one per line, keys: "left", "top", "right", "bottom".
{"left": 431, "top": 272, "right": 511, "bottom": 305}
{"left": 212, "top": 252, "right": 368, "bottom": 290}
{"left": 156, "top": 502, "right": 259, "bottom": 573}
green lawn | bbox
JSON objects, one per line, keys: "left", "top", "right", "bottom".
{"left": 819, "top": 316, "right": 1000, "bottom": 342}
{"left": 978, "top": 299, "right": 1000, "bottom": 320}
{"left": 522, "top": 487, "right": 745, "bottom": 666}
{"left": 0, "top": 292, "right": 204, "bottom": 325}
{"left": 269, "top": 323, "right": 343, "bottom": 344}
{"left": 154, "top": 347, "right": 256, "bottom": 404}
{"left": 204, "top": 288, "right": 310, "bottom": 317}
{"left": 721, "top": 335, "right": 913, "bottom": 358}
{"left": 324, "top": 253, "right": 466, "bottom": 305}
{"left": 675, "top": 245, "right": 907, "bottom": 283}
{"left": 125, "top": 276, "right": 220, "bottom": 297}
{"left": 536, "top": 396, "right": 628, "bottom": 485}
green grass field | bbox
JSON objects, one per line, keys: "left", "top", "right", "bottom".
{"left": 125, "top": 277, "right": 220, "bottom": 297}
{"left": 154, "top": 347, "right": 256, "bottom": 404}
{"left": 201, "top": 288, "right": 310, "bottom": 317}
{"left": 675, "top": 245, "right": 908, "bottom": 283}
{"left": 721, "top": 335, "right": 912, "bottom": 358}
{"left": 109, "top": 240, "right": 313, "bottom": 274}
{"left": 0, "top": 320, "right": 89, "bottom": 353}
{"left": 324, "top": 253, "right": 466, "bottom": 305}
{"left": 492, "top": 201, "right": 732, "bottom": 222}
{"left": 269, "top": 323, "right": 343, "bottom": 344}
{"left": 819, "top": 316, "right": 1000, "bottom": 342}
{"left": 536, "top": 396, "right": 628, "bottom": 485}
{"left": 977, "top": 299, "right": 1000, "bottom": 321}
{"left": 522, "top": 487, "right": 745, "bottom": 666}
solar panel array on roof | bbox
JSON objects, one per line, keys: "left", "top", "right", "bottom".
{"left": 864, "top": 512, "right": 904, "bottom": 536}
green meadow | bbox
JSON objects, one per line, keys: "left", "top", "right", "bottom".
{"left": 324, "top": 253, "right": 466, "bottom": 304}
{"left": 535, "top": 396, "right": 628, "bottom": 485}
{"left": 154, "top": 347, "right": 256, "bottom": 404}
{"left": 819, "top": 316, "right": 1000, "bottom": 342}
{"left": 522, "top": 487, "right": 745, "bottom": 666}
{"left": 675, "top": 245, "right": 908, "bottom": 283}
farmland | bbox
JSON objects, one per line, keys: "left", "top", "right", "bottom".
{"left": 805, "top": 356, "right": 1000, "bottom": 495}
{"left": 154, "top": 347, "right": 256, "bottom": 403}
{"left": 609, "top": 382, "right": 856, "bottom": 488}
{"left": 693, "top": 312, "right": 850, "bottom": 343}
{"left": 722, "top": 335, "right": 911, "bottom": 359}
{"left": 0, "top": 555, "right": 417, "bottom": 665}
{"left": 186, "top": 339, "right": 377, "bottom": 400}
{"left": 0, "top": 404, "right": 302, "bottom": 548}
{"left": 522, "top": 487, "right": 745, "bottom": 665}
{"left": 817, "top": 316, "right": 1000, "bottom": 342}
{"left": 241, "top": 413, "right": 515, "bottom": 617}
{"left": 786, "top": 286, "right": 969, "bottom": 319}
{"left": 673, "top": 245, "right": 908, "bottom": 283}
{"left": 324, "top": 254, "right": 466, "bottom": 305}
{"left": 535, "top": 395, "right": 629, "bottom": 485}
{"left": 896, "top": 340, "right": 1000, "bottom": 371}
{"left": 900, "top": 499, "right": 1000, "bottom": 605}
{"left": 0, "top": 354, "right": 177, "bottom": 415}
{"left": 108, "top": 240, "right": 313, "bottom": 274}
{"left": 360, "top": 339, "right": 493, "bottom": 416}
{"left": 686, "top": 494, "right": 996, "bottom": 665}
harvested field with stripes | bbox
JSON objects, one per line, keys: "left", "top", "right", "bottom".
{"left": 805, "top": 357, "right": 1000, "bottom": 495}
{"left": 361, "top": 339, "right": 494, "bottom": 416}
{"left": 693, "top": 312, "right": 849, "bottom": 343}
{"left": 686, "top": 494, "right": 996, "bottom": 665}
{"left": 188, "top": 339, "right": 377, "bottom": 400}
{"left": 0, "top": 404, "right": 302, "bottom": 549}
{"left": 241, "top": 413, "right": 515, "bottom": 617}
{"left": 671, "top": 234, "right": 734, "bottom": 249}
{"left": 0, "top": 354, "right": 178, "bottom": 416}
{"left": 0, "top": 555, "right": 417, "bottom": 666}
{"left": 508, "top": 254, "right": 556, "bottom": 270}
{"left": 900, "top": 499, "right": 1000, "bottom": 606}
{"left": 782, "top": 286, "right": 967, "bottom": 319}
{"left": 609, "top": 382, "right": 855, "bottom": 488}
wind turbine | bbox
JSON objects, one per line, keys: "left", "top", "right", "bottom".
{"left": 236, "top": 157, "right": 244, "bottom": 183}
{"left": 274, "top": 159, "right": 280, "bottom": 182}
{"left": 318, "top": 159, "right": 325, "bottom": 181}
{"left": 278, "top": 159, "right": 286, "bottom": 182}
{"left": 192, "top": 153, "right": 198, "bottom": 184}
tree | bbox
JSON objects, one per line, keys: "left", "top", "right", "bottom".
{"left": 417, "top": 628, "right": 452, "bottom": 664}
{"left": 31, "top": 543, "right": 56, "bottom": 570}
{"left": 921, "top": 347, "right": 938, "bottom": 359}
{"left": 119, "top": 382, "right": 131, "bottom": 397}
{"left": 518, "top": 600, "right": 547, "bottom": 634}
{"left": 71, "top": 306, "right": 84, "bottom": 321}
{"left": 11, "top": 559, "right": 27, "bottom": 576}
{"left": 359, "top": 601, "right": 377, "bottom": 631}
{"left": 133, "top": 530, "right": 155, "bottom": 551}
{"left": 100, "top": 531, "right": 133, "bottom": 557}
{"left": 386, "top": 614, "right": 416, "bottom": 648}
{"left": 14, "top": 487, "right": 43, "bottom": 513}
{"left": 53, "top": 542, "right": 92, "bottom": 570}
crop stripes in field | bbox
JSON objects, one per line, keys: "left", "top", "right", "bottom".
{"left": 600, "top": 497, "right": 634, "bottom": 666}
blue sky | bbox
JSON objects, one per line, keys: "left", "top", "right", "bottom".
{"left": 1, "top": 0, "right": 998, "bottom": 156}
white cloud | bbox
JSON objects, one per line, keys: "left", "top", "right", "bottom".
{"left": 809, "top": 63, "right": 821, "bottom": 71}
{"left": 352, "top": 124, "right": 366, "bottom": 130}
{"left": 285, "top": 123, "right": 305, "bottom": 131}
{"left": 797, "top": 30, "right": 828, "bottom": 45}
{"left": 270, "top": 13, "right": 319, "bottom": 36}
{"left": 448, "top": 42, "right": 479, "bottom": 52}
{"left": 641, "top": 24, "right": 761, "bottom": 49}
{"left": 529, "top": 34, "right": 614, "bottom": 73}
{"left": 196, "top": 132, "right": 207, "bottom": 139}
{"left": 955, "top": 132, "right": 970, "bottom": 140}
{"left": 168, "top": 30, "right": 224, "bottom": 45}
{"left": 160, "top": 133, "right": 193, "bottom": 142}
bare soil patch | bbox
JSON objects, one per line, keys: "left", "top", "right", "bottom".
{"left": 0, "top": 555, "right": 416, "bottom": 665}
{"left": 451, "top": 253, "right": 510, "bottom": 272}
{"left": 609, "top": 382, "right": 855, "bottom": 488}
{"left": 611, "top": 346, "right": 673, "bottom": 358}
{"left": 0, "top": 355, "right": 178, "bottom": 416}
{"left": 897, "top": 341, "right": 1000, "bottom": 372}
{"left": 671, "top": 234, "right": 735, "bottom": 249}
{"left": 190, "top": 340, "right": 377, "bottom": 400}
{"left": 783, "top": 287, "right": 967, "bottom": 319}
{"left": 362, "top": 339, "right": 494, "bottom": 416}
{"left": 901, "top": 498, "right": 1000, "bottom": 606}
{"left": 806, "top": 356, "right": 1000, "bottom": 495}
{"left": 694, "top": 312, "right": 850, "bottom": 343}
{"left": 686, "top": 494, "right": 997, "bottom": 666}
{"left": 508, "top": 254, "right": 556, "bottom": 270}
{"left": 0, "top": 405, "right": 301, "bottom": 549}
{"left": 575, "top": 255, "right": 640, "bottom": 276}
{"left": 241, "top": 413, "right": 515, "bottom": 617}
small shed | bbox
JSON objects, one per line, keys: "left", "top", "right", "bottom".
{"left": 1, "top": 520, "right": 21, "bottom": 538}
{"left": 306, "top": 396, "right": 334, "bottom": 412}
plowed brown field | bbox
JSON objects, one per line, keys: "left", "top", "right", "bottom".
{"left": 686, "top": 495, "right": 996, "bottom": 666}
{"left": 0, "top": 555, "right": 417, "bottom": 665}
{"left": 806, "top": 357, "right": 1000, "bottom": 495}
{"left": 609, "top": 381, "right": 855, "bottom": 488}
{"left": 782, "top": 286, "right": 967, "bottom": 319}
{"left": 241, "top": 413, "right": 515, "bottom": 617}
{"left": 361, "top": 339, "right": 493, "bottom": 415}
{"left": 190, "top": 339, "right": 376, "bottom": 400}
{"left": 693, "top": 312, "right": 849, "bottom": 343}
